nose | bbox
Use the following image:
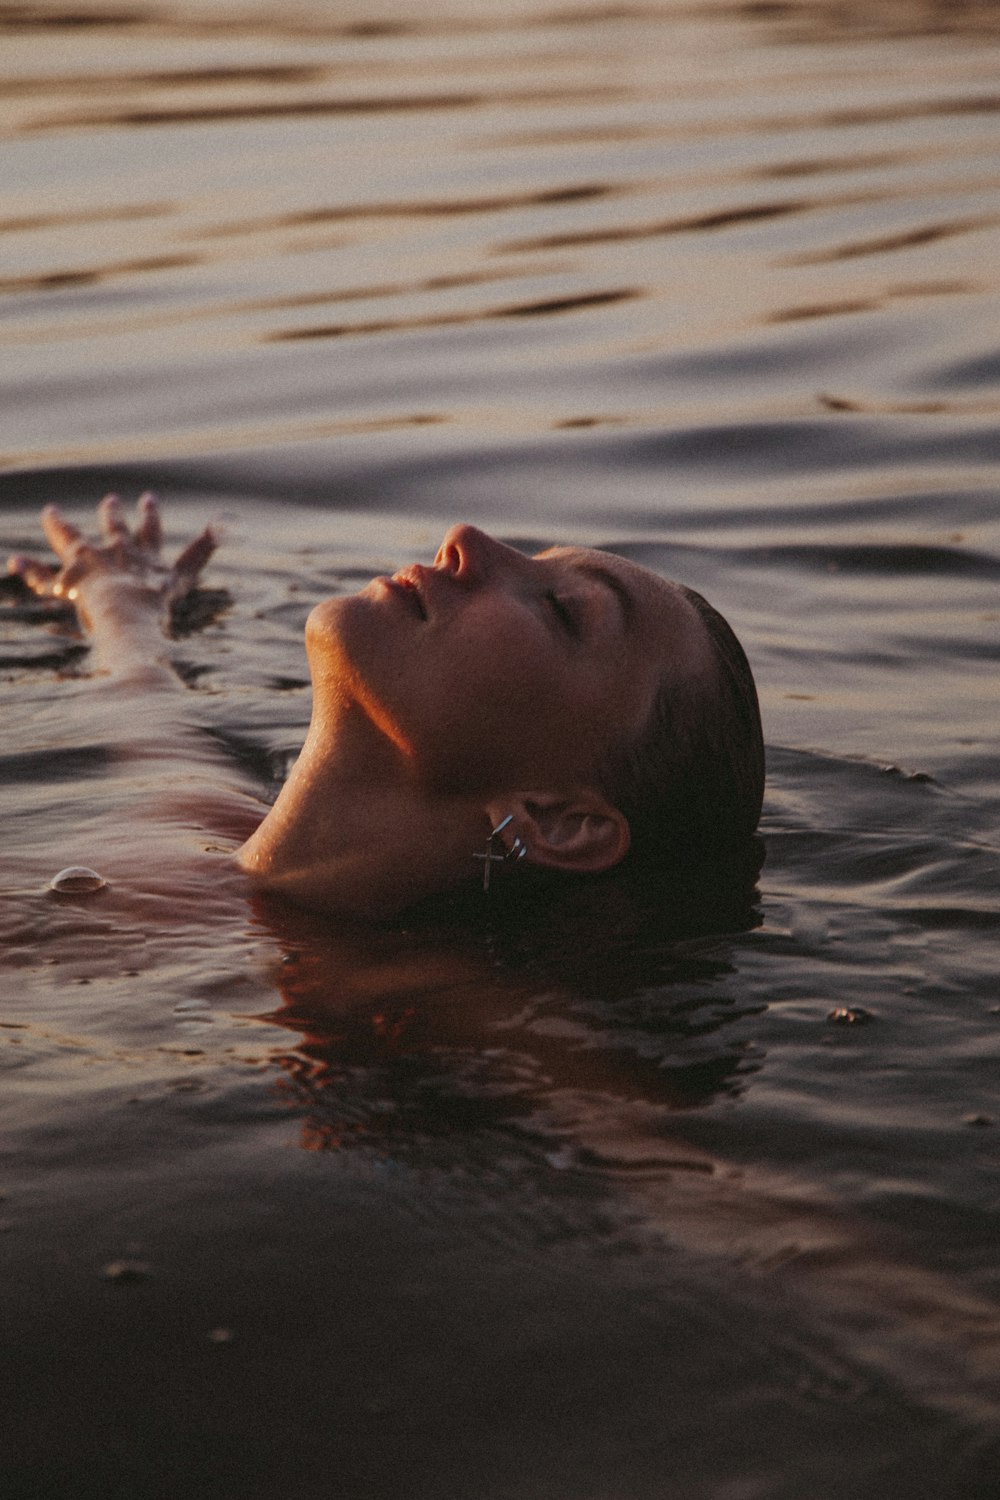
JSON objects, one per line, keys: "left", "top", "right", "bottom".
{"left": 434, "top": 524, "right": 529, "bottom": 583}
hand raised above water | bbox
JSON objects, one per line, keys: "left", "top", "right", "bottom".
{"left": 8, "top": 492, "right": 217, "bottom": 630}
{"left": 7, "top": 493, "right": 220, "bottom": 682}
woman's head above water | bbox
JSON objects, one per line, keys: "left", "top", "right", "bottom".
{"left": 238, "top": 523, "right": 765, "bottom": 917}
{"left": 7, "top": 498, "right": 763, "bottom": 923}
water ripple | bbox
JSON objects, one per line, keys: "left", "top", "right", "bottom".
{"left": 268, "top": 288, "right": 639, "bottom": 342}
{"left": 3, "top": 6, "right": 1000, "bottom": 1493}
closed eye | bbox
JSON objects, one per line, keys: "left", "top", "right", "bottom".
{"left": 545, "top": 590, "right": 581, "bottom": 639}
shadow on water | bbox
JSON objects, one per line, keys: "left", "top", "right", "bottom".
{"left": 250, "top": 851, "right": 766, "bottom": 1162}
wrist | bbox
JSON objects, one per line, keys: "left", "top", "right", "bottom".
{"left": 69, "top": 573, "right": 175, "bottom": 682}
{"left": 72, "top": 573, "right": 168, "bottom": 632}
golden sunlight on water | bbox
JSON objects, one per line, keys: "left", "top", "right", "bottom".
{"left": 2, "top": 5, "right": 1000, "bottom": 1499}
{"left": 2, "top": 0, "right": 999, "bottom": 469}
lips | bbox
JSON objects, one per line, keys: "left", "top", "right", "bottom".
{"left": 388, "top": 567, "right": 427, "bottom": 619}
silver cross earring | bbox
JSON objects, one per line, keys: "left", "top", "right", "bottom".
{"left": 473, "top": 815, "right": 527, "bottom": 892}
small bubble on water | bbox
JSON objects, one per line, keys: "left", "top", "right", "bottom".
{"left": 49, "top": 866, "right": 107, "bottom": 895}
{"left": 101, "top": 1258, "right": 151, "bottom": 1282}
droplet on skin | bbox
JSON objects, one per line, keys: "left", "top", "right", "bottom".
{"left": 49, "top": 866, "right": 107, "bottom": 894}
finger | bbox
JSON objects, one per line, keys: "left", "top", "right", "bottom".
{"left": 59, "top": 545, "right": 99, "bottom": 595}
{"left": 134, "top": 492, "right": 163, "bottom": 552}
{"left": 172, "top": 525, "right": 217, "bottom": 585}
{"left": 97, "top": 493, "right": 130, "bottom": 542}
{"left": 40, "top": 504, "right": 84, "bottom": 565}
{"left": 7, "top": 554, "right": 61, "bottom": 597}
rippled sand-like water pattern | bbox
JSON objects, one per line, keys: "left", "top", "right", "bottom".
{"left": 2, "top": 3, "right": 1000, "bottom": 1498}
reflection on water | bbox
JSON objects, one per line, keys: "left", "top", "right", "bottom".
{"left": 2, "top": 2, "right": 1000, "bottom": 1497}
{"left": 253, "top": 860, "right": 766, "bottom": 1159}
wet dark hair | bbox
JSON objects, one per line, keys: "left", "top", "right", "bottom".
{"left": 597, "top": 582, "right": 765, "bottom": 875}
{"left": 405, "top": 583, "right": 765, "bottom": 960}
{"left": 400, "top": 578, "right": 764, "bottom": 953}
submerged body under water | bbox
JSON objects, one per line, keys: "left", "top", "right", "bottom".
{"left": 3, "top": 507, "right": 999, "bottom": 1498}
{"left": 3, "top": 2, "right": 1000, "bottom": 1496}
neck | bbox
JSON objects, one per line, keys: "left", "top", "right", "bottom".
{"left": 236, "top": 705, "right": 489, "bottom": 920}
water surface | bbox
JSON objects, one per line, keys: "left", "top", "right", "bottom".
{"left": 2, "top": 3, "right": 1000, "bottom": 1497}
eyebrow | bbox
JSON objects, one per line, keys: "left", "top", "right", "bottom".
{"left": 572, "top": 559, "right": 637, "bottom": 635}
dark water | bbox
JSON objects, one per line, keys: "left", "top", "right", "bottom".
{"left": 2, "top": 3, "right": 1000, "bottom": 1496}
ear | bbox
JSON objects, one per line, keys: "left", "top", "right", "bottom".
{"left": 485, "top": 789, "right": 631, "bottom": 875}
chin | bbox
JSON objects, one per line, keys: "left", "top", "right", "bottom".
{"left": 300, "top": 600, "right": 357, "bottom": 702}
{"left": 305, "top": 596, "right": 343, "bottom": 642}
{"left": 305, "top": 596, "right": 361, "bottom": 671}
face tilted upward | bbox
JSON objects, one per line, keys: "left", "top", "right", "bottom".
{"left": 305, "top": 524, "right": 714, "bottom": 798}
